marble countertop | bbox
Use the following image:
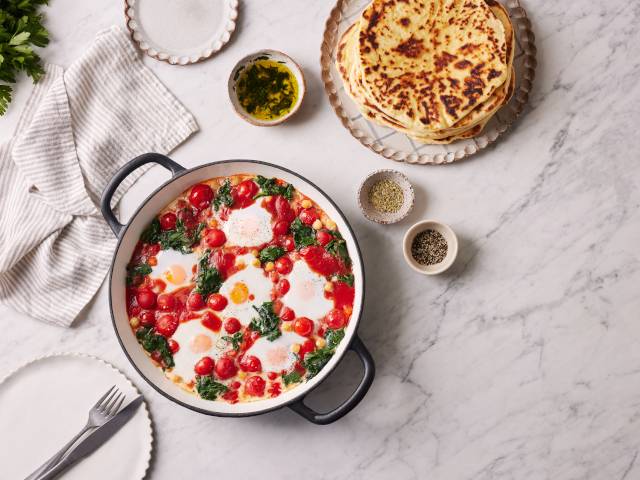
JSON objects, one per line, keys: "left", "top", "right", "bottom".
{"left": 2, "top": 1, "right": 640, "bottom": 479}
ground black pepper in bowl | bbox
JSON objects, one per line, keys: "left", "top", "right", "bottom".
{"left": 411, "top": 229, "right": 448, "bottom": 265}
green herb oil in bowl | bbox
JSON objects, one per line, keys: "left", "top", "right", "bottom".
{"left": 235, "top": 58, "right": 299, "bottom": 122}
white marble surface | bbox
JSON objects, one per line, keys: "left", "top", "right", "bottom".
{"left": 2, "top": 1, "right": 640, "bottom": 479}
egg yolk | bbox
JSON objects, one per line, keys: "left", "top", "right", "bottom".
{"left": 189, "top": 333, "right": 212, "bottom": 353}
{"left": 165, "top": 265, "right": 187, "bottom": 285}
{"left": 230, "top": 282, "right": 249, "bottom": 304}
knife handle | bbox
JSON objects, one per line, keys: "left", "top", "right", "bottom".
{"left": 25, "top": 427, "right": 90, "bottom": 480}
{"left": 36, "top": 455, "right": 73, "bottom": 480}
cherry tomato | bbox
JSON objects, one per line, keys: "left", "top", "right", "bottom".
{"left": 316, "top": 230, "right": 332, "bottom": 246}
{"left": 275, "top": 196, "right": 295, "bottom": 223}
{"left": 194, "top": 356, "right": 215, "bottom": 375}
{"left": 282, "top": 236, "right": 295, "bottom": 252}
{"left": 207, "top": 293, "right": 228, "bottom": 311}
{"left": 267, "top": 372, "right": 278, "bottom": 380}
{"left": 273, "top": 220, "right": 290, "bottom": 236}
{"left": 236, "top": 179, "right": 259, "bottom": 200}
{"left": 245, "top": 376, "right": 266, "bottom": 397}
{"left": 150, "top": 351, "right": 163, "bottom": 363}
{"left": 212, "top": 250, "right": 235, "bottom": 276}
{"left": 201, "top": 311, "right": 222, "bottom": 332}
{"left": 189, "top": 183, "right": 214, "bottom": 210}
{"left": 276, "top": 278, "right": 290, "bottom": 296}
{"left": 168, "top": 339, "right": 180, "bottom": 354}
{"left": 240, "top": 355, "right": 262, "bottom": 372}
{"left": 299, "top": 208, "right": 319, "bottom": 225}
{"left": 280, "top": 307, "right": 295, "bottom": 322}
{"left": 159, "top": 212, "right": 177, "bottom": 231}
{"left": 300, "top": 245, "right": 339, "bottom": 276}
{"left": 299, "top": 339, "right": 316, "bottom": 359}
{"left": 139, "top": 310, "right": 156, "bottom": 327}
{"left": 187, "top": 292, "right": 205, "bottom": 310}
{"left": 293, "top": 317, "right": 314, "bottom": 337}
{"left": 156, "top": 293, "right": 176, "bottom": 311}
{"left": 224, "top": 317, "right": 241, "bottom": 334}
{"left": 326, "top": 308, "right": 346, "bottom": 329}
{"left": 205, "top": 229, "right": 226, "bottom": 248}
{"left": 275, "top": 256, "right": 293, "bottom": 275}
{"left": 155, "top": 314, "right": 178, "bottom": 337}
{"left": 231, "top": 381, "right": 242, "bottom": 389}
{"left": 214, "top": 357, "right": 238, "bottom": 380}
{"left": 177, "top": 208, "right": 198, "bottom": 229}
{"left": 136, "top": 290, "right": 156, "bottom": 309}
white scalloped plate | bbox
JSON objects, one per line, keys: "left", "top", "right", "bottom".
{"left": 320, "top": 0, "right": 537, "bottom": 164}
{"left": 125, "top": 0, "right": 239, "bottom": 65}
{"left": 0, "top": 353, "right": 152, "bottom": 480}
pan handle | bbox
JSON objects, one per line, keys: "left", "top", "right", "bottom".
{"left": 100, "top": 153, "right": 185, "bottom": 237}
{"left": 288, "top": 335, "right": 375, "bottom": 425}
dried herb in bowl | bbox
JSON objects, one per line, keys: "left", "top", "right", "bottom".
{"left": 368, "top": 179, "right": 404, "bottom": 213}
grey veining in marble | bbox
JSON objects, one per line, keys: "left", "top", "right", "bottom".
{"left": 1, "top": 1, "right": 640, "bottom": 479}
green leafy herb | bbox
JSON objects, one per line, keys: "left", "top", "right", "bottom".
{"left": 254, "top": 176, "right": 294, "bottom": 200}
{"left": 126, "top": 263, "right": 152, "bottom": 286}
{"left": 140, "top": 217, "right": 204, "bottom": 254}
{"left": 222, "top": 332, "right": 243, "bottom": 351}
{"left": 302, "top": 328, "right": 345, "bottom": 379}
{"left": 0, "top": 0, "right": 50, "bottom": 115}
{"left": 290, "top": 218, "right": 317, "bottom": 249}
{"left": 326, "top": 231, "right": 351, "bottom": 266}
{"left": 194, "top": 250, "right": 223, "bottom": 298}
{"left": 258, "top": 245, "right": 285, "bottom": 264}
{"left": 213, "top": 179, "right": 233, "bottom": 211}
{"left": 249, "top": 301, "right": 281, "bottom": 341}
{"left": 135, "top": 327, "right": 174, "bottom": 368}
{"left": 336, "top": 273, "right": 354, "bottom": 287}
{"left": 196, "top": 375, "right": 228, "bottom": 401}
{"left": 159, "top": 219, "right": 204, "bottom": 254}
{"left": 140, "top": 218, "right": 161, "bottom": 244}
{"left": 282, "top": 371, "right": 302, "bottom": 386}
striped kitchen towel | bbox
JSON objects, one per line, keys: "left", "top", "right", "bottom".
{"left": 0, "top": 26, "right": 198, "bottom": 327}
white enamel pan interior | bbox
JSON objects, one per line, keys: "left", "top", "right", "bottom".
{"left": 101, "top": 154, "right": 374, "bottom": 424}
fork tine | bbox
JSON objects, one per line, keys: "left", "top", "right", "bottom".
{"left": 103, "top": 390, "right": 122, "bottom": 415}
{"left": 99, "top": 387, "right": 119, "bottom": 412}
{"left": 92, "top": 385, "right": 116, "bottom": 410}
{"left": 108, "top": 393, "right": 126, "bottom": 417}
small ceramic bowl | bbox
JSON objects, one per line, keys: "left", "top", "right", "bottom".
{"left": 402, "top": 220, "right": 458, "bottom": 275}
{"left": 228, "top": 49, "right": 306, "bottom": 126}
{"left": 357, "top": 170, "right": 414, "bottom": 224}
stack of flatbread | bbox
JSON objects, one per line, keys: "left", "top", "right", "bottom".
{"left": 336, "top": 0, "right": 515, "bottom": 144}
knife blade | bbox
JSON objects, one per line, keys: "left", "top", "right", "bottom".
{"left": 36, "top": 395, "right": 144, "bottom": 480}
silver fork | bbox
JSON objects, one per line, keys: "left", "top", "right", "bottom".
{"left": 25, "top": 385, "right": 125, "bottom": 480}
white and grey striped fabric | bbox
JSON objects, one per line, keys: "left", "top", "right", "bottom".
{"left": 0, "top": 26, "right": 198, "bottom": 327}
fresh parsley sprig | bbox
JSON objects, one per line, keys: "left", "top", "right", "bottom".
{"left": 0, "top": 0, "right": 50, "bottom": 115}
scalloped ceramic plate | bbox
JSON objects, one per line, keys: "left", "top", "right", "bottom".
{"left": 125, "top": 0, "right": 238, "bottom": 65}
{"left": 320, "top": 0, "right": 537, "bottom": 164}
{"left": 0, "top": 353, "right": 152, "bottom": 480}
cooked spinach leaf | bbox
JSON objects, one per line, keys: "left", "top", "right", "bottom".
{"left": 282, "top": 371, "right": 302, "bottom": 386}
{"left": 259, "top": 245, "right": 285, "bottom": 263}
{"left": 126, "top": 263, "right": 152, "bottom": 286}
{"left": 336, "top": 273, "right": 354, "bottom": 287}
{"left": 196, "top": 375, "right": 228, "bottom": 400}
{"left": 213, "top": 179, "right": 233, "bottom": 211}
{"left": 254, "top": 175, "right": 294, "bottom": 200}
{"left": 194, "top": 250, "right": 223, "bottom": 298}
{"left": 222, "top": 332, "right": 243, "bottom": 351}
{"left": 290, "top": 218, "right": 317, "bottom": 249}
{"left": 135, "top": 327, "right": 174, "bottom": 368}
{"left": 140, "top": 218, "right": 161, "bottom": 244}
{"left": 249, "top": 301, "right": 281, "bottom": 341}
{"left": 140, "top": 217, "right": 204, "bottom": 254}
{"left": 326, "top": 231, "right": 351, "bottom": 266}
{"left": 303, "top": 328, "right": 345, "bottom": 379}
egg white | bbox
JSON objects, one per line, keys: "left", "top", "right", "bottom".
{"left": 218, "top": 254, "right": 272, "bottom": 326}
{"left": 169, "top": 319, "right": 223, "bottom": 383}
{"left": 149, "top": 249, "right": 198, "bottom": 292}
{"left": 245, "top": 331, "right": 307, "bottom": 373}
{"left": 222, "top": 202, "right": 273, "bottom": 247}
{"left": 282, "top": 260, "right": 334, "bottom": 320}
